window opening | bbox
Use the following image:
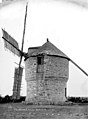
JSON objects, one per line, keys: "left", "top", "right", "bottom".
{"left": 38, "top": 57, "right": 42, "bottom": 65}
{"left": 37, "top": 56, "right": 44, "bottom": 65}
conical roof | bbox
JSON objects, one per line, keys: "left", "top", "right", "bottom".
{"left": 30, "top": 40, "right": 69, "bottom": 59}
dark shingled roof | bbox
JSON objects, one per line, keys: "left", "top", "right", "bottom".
{"left": 29, "top": 40, "right": 69, "bottom": 59}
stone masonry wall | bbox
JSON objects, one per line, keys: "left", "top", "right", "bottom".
{"left": 25, "top": 55, "right": 69, "bottom": 104}
{"left": 44, "top": 55, "right": 69, "bottom": 79}
{"left": 45, "top": 80, "right": 66, "bottom": 102}
{"left": 43, "top": 56, "right": 69, "bottom": 103}
{"left": 25, "top": 57, "right": 37, "bottom": 102}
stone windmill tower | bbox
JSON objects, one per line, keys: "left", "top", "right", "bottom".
{"left": 2, "top": 2, "right": 88, "bottom": 103}
{"left": 25, "top": 39, "right": 88, "bottom": 105}
{"left": 25, "top": 39, "right": 69, "bottom": 104}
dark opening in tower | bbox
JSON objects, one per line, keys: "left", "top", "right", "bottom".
{"left": 37, "top": 56, "right": 44, "bottom": 65}
{"left": 37, "top": 55, "right": 44, "bottom": 73}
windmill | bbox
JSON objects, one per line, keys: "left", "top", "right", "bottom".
{"left": 2, "top": 3, "right": 28, "bottom": 100}
{"left": 1, "top": 2, "right": 88, "bottom": 100}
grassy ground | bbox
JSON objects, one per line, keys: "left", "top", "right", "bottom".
{"left": 0, "top": 103, "right": 88, "bottom": 119}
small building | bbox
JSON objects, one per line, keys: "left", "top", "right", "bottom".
{"left": 25, "top": 39, "right": 69, "bottom": 104}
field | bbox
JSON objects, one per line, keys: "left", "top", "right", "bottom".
{"left": 0, "top": 103, "right": 88, "bottom": 119}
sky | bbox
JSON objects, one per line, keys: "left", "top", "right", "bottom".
{"left": 0, "top": 0, "right": 88, "bottom": 97}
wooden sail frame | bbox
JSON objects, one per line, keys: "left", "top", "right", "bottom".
{"left": 14, "top": 3, "right": 28, "bottom": 99}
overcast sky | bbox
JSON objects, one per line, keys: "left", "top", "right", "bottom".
{"left": 0, "top": 0, "right": 88, "bottom": 97}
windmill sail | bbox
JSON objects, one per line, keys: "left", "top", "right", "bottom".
{"left": 12, "top": 67, "right": 23, "bottom": 99}
{"left": 12, "top": 3, "right": 28, "bottom": 100}
{"left": 2, "top": 29, "right": 20, "bottom": 57}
